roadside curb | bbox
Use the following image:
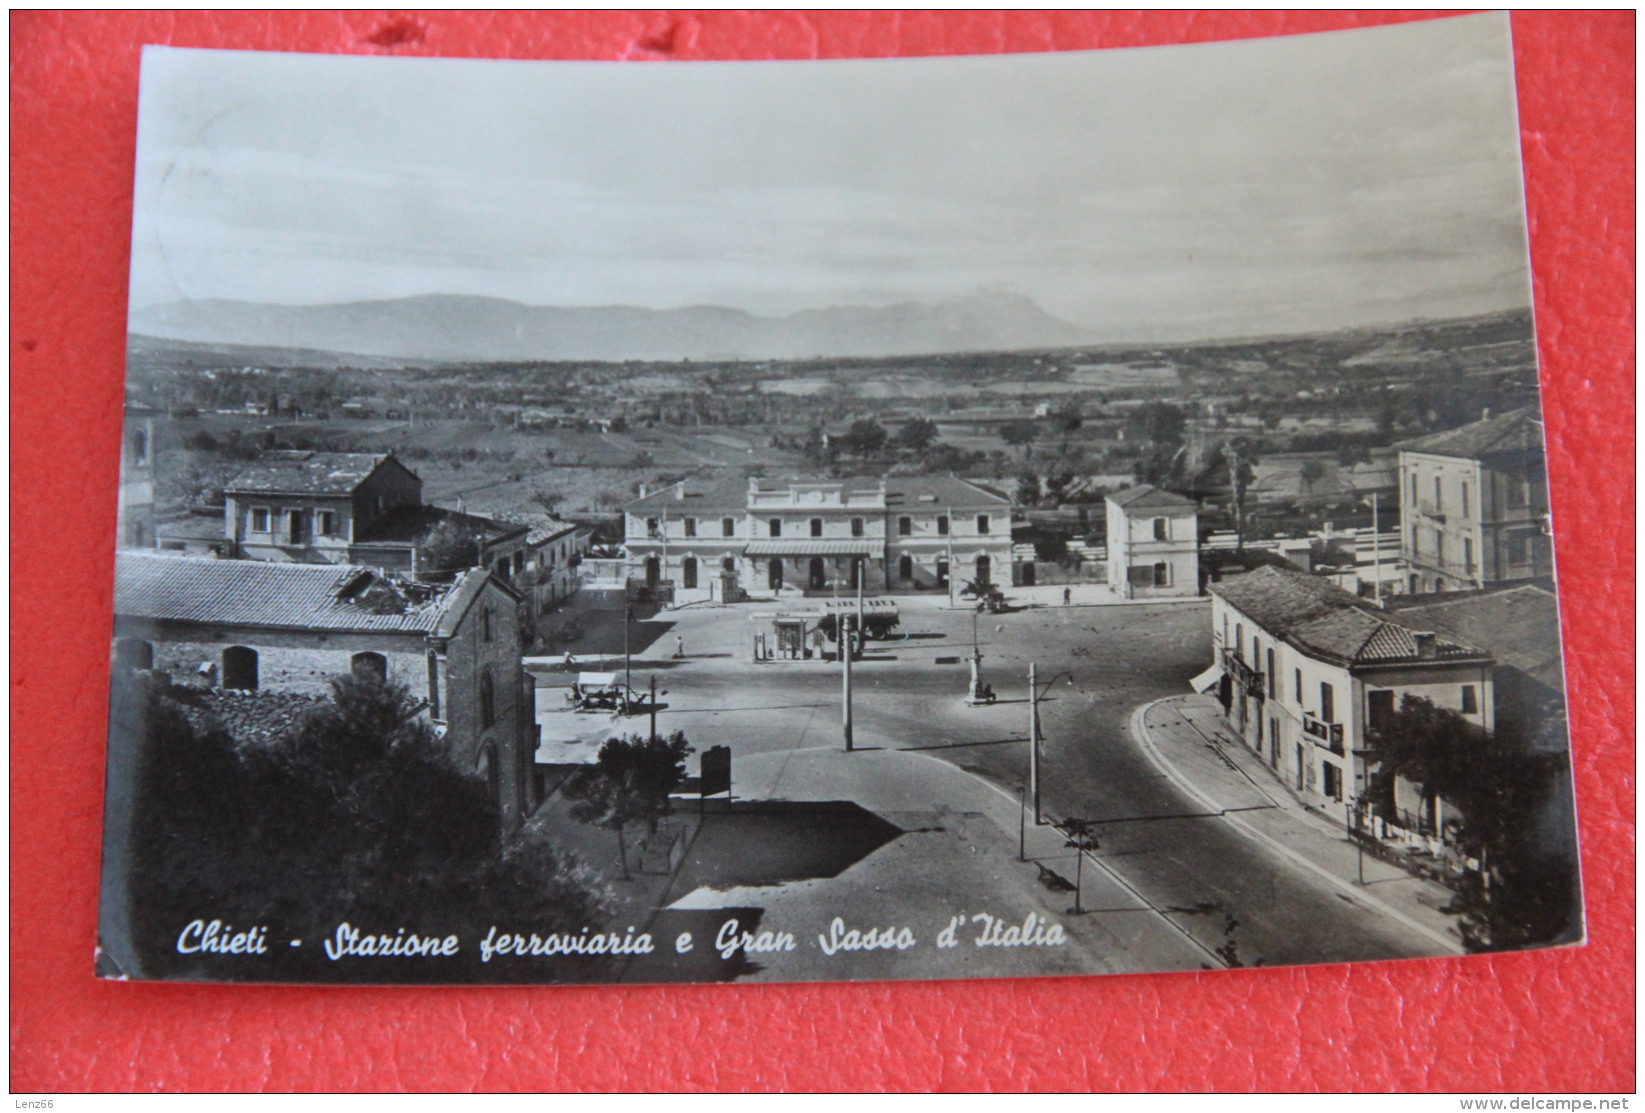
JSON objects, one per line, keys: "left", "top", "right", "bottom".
{"left": 892, "top": 746, "right": 1230, "bottom": 970}
{"left": 1128, "top": 697, "right": 1463, "bottom": 955}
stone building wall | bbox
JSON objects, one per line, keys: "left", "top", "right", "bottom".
{"left": 114, "top": 623, "right": 430, "bottom": 699}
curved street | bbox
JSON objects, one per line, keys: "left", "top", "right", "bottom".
{"left": 532, "top": 590, "right": 1460, "bottom": 972}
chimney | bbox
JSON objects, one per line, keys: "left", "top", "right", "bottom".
{"left": 1482, "top": 407, "right": 1491, "bottom": 421}
{"left": 676, "top": 484, "right": 686, "bottom": 501}
{"left": 1413, "top": 631, "right": 1437, "bottom": 659}
{"left": 639, "top": 484, "right": 648, "bottom": 499}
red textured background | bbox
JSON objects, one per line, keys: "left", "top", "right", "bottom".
{"left": 10, "top": 11, "right": 1634, "bottom": 1094}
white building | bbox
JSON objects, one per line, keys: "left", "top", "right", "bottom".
{"left": 1105, "top": 484, "right": 1200, "bottom": 599}
{"left": 1207, "top": 565, "right": 1495, "bottom": 829}
{"left": 1398, "top": 408, "right": 1553, "bottom": 594}
{"left": 624, "top": 476, "right": 1013, "bottom": 605}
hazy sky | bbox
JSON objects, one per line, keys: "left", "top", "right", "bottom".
{"left": 129, "top": 13, "right": 1533, "bottom": 341}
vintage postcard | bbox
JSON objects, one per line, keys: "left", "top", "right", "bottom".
{"left": 100, "top": 14, "right": 1583, "bottom": 985}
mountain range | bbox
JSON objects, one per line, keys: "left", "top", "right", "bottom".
{"left": 127, "top": 292, "right": 1098, "bottom": 364}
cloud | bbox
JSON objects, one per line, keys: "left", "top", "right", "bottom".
{"left": 129, "top": 15, "right": 1532, "bottom": 339}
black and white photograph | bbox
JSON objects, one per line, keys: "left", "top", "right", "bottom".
{"left": 100, "top": 13, "right": 1583, "bottom": 986}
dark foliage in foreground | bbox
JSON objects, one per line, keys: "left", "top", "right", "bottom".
{"left": 123, "top": 673, "right": 609, "bottom": 982}
{"left": 563, "top": 732, "right": 693, "bottom": 880}
{"left": 1369, "top": 694, "right": 1577, "bottom": 952}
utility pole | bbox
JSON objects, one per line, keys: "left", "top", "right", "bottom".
{"left": 623, "top": 600, "right": 632, "bottom": 693}
{"left": 1369, "top": 491, "right": 1382, "bottom": 606}
{"left": 1028, "top": 662, "right": 1041, "bottom": 823}
{"left": 648, "top": 673, "right": 658, "bottom": 741}
{"left": 856, "top": 560, "right": 865, "bottom": 648}
{"left": 842, "top": 613, "right": 854, "bottom": 751}
{"left": 1018, "top": 781, "right": 1028, "bottom": 861}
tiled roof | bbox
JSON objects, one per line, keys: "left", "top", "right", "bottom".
{"left": 1395, "top": 585, "right": 1565, "bottom": 692}
{"left": 354, "top": 504, "right": 527, "bottom": 546}
{"left": 114, "top": 552, "right": 454, "bottom": 634}
{"left": 625, "top": 475, "right": 1013, "bottom": 513}
{"left": 1107, "top": 484, "right": 1199, "bottom": 511}
{"left": 1212, "top": 565, "right": 1488, "bottom": 667}
{"left": 1289, "top": 608, "right": 1484, "bottom": 666}
{"left": 225, "top": 452, "right": 403, "bottom": 496}
{"left": 884, "top": 476, "right": 1010, "bottom": 508}
{"left": 1210, "top": 566, "right": 1362, "bottom": 635}
{"left": 517, "top": 517, "right": 583, "bottom": 546}
{"left": 1399, "top": 409, "right": 1545, "bottom": 460}
{"left": 155, "top": 514, "right": 228, "bottom": 542}
{"left": 625, "top": 476, "right": 750, "bottom": 514}
{"left": 744, "top": 539, "right": 881, "bottom": 557}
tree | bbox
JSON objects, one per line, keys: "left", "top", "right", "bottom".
{"left": 1220, "top": 438, "right": 1257, "bottom": 550}
{"left": 1299, "top": 458, "right": 1329, "bottom": 496}
{"left": 1336, "top": 441, "right": 1372, "bottom": 468}
{"left": 1369, "top": 694, "right": 1575, "bottom": 951}
{"left": 123, "top": 673, "right": 609, "bottom": 981}
{"left": 418, "top": 516, "right": 486, "bottom": 577}
{"left": 893, "top": 418, "right": 939, "bottom": 453}
{"left": 530, "top": 487, "right": 564, "bottom": 516}
{"left": 1048, "top": 400, "right": 1083, "bottom": 438}
{"left": 1061, "top": 818, "right": 1101, "bottom": 914}
{"left": 1015, "top": 472, "right": 1042, "bottom": 507}
{"left": 1137, "top": 401, "right": 1187, "bottom": 446}
{"left": 842, "top": 419, "right": 888, "bottom": 459}
{"left": 563, "top": 732, "right": 693, "bottom": 881}
{"left": 999, "top": 419, "right": 1039, "bottom": 459}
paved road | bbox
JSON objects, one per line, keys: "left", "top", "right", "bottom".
{"left": 533, "top": 592, "right": 1451, "bottom": 969}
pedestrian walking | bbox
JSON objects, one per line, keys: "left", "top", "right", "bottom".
{"left": 1063, "top": 586, "right": 1072, "bottom": 607}
{"left": 674, "top": 634, "right": 685, "bottom": 659}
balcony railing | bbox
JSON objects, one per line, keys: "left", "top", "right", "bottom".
{"left": 1221, "top": 649, "right": 1265, "bottom": 699}
{"left": 1406, "top": 552, "right": 1479, "bottom": 583}
{"left": 1303, "top": 713, "right": 1345, "bottom": 755}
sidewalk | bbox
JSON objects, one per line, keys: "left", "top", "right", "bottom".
{"left": 1001, "top": 582, "right": 1209, "bottom": 609}
{"left": 659, "top": 742, "right": 1219, "bottom": 980}
{"left": 1130, "top": 694, "right": 1465, "bottom": 954}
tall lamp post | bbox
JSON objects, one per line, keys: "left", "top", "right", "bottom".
{"left": 623, "top": 599, "right": 633, "bottom": 693}
{"left": 966, "top": 606, "right": 988, "bottom": 706}
{"left": 1027, "top": 666, "right": 1078, "bottom": 825}
{"left": 841, "top": 611, "right": 854, "bottom": 752}
{"left": 1028, "top": 662, "right": 1041, "bottom": 823}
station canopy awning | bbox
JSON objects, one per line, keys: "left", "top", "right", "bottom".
{"left": 744, "top": 540, "right": 880, "bottom": 557}
{"left": 576, "top": 672, "right": 619, "bottom": 688}
{"left": 1189, "top": 664, "right": 1224, "bottom": 694}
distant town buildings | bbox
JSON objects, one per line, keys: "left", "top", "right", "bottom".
{"left": 111, "top": 552, "right": 539, "bottom": 831}
{"left": 1398, "top": 409, "right": 1552, "bottom": 594}
{"left": 1105, "top": 484, "right": 1200, "bottom": 599}
{"left": 623, "top": 476, "right": 1013, "bottom": 603}
{"left": 1206, "top": 565, "right": 1494, "bottom": 832}
{"left": 154, "top": 451, "right": 587, "bottom": 607}
{"left": 518, "top": 516, "right": 591, "bottom": 618}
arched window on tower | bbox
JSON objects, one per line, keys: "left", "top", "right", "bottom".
{"left": 480, "top": 668, "right": 496, "bottom": 729}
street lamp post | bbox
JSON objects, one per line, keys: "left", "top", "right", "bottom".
{"left": 841, "top": 613, "right": 854, "bottom": 752}
{"left": 1018, "top": 780, "right": 1029, "bottom": 861}
{"left": 1028, "top": 661, "right": 1041, "bottom": 823}
{"left": 966, "top": 607, "right": 987, "bottom": 705}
